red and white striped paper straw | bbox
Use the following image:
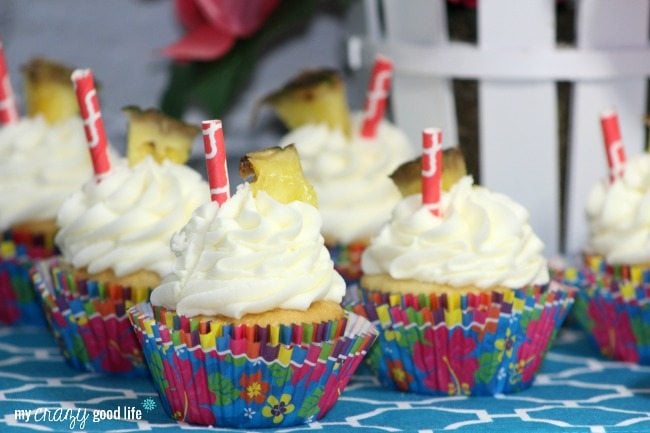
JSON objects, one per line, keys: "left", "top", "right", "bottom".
{"left": 360, "top": 55, "right": 393, "bottom": 139}
{"left": 202, "top": 119, "right": 230, "bottom": 205}
{"left": 71, "top": 69, "right": 111, "bottom": 178}
{"left": 600, "top": 110, "right": 626, "bottom": 183}
{"left": 422, "top": 128, "right": 443, "bottom": 217}
{"left": 0, "top": 41, "right": 18, "bottom": 124}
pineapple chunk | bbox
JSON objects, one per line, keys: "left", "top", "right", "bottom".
{"left": 390, "top": 148, "right": 467, "bottom": 196}
{"left": 123, "top": 106, "right": 199, "bottom": 166}
{"left": 22, "top": 58, "right": 78, "bottom": 124}
{"left": 261, "top": 69, "right": 351, "bottom": 136}
{"left": 440, "top": 148, "right": 467, "bottom": 191}
{"left": 239, "top": 144, "right": 318, "bottom": 207}
{"left": 390, "top": 157, "right": 421, "bottom": 197}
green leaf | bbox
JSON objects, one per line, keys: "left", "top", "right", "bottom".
{"left": 149, "top": 351, "right": 169, "bottom": 390}
{"left": 161, "top": 63, "right": 196, "bottom": 119}
{"left": 298, "top": 387, "right": 323, "bottom": 418}
{"left": 269, "top": 363, "right": 292, "bottom": 386}
{"left": 476, "top": 352, "right": 500, "bottom": 384}
{"left": 254, "top": 0, "right": 317, "bottom": 45}
{"left": 232, "top": 355, "right": 247, "bottom": 368}
{"left": 208, "top": 372, "right": 240, "bottom": 405}
{"left": 72, "top": 335, "right": 89, "bottom": 364}
{"left": 572, "top": 298, "right": 592, "bottom": 332}
{"left": 189, "top": 44, "right": 254, "bottom": 116}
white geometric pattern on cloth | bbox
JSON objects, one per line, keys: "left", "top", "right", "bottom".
{"left": 0, "top": 327, "right": 649, "bottom": 432}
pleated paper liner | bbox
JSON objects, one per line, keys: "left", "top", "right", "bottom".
{"left": 347, "top": 282, "right": 574, "bottom": 396}
{"left": 326, "top": 241, "right": 366, "bottom": 303}
{"left": 128, "top": 303, "right": 377, "bottom": 428}
{"left": 560, "top": 265, "right": 650, "bottom": 364}
{"left": 583, "top": 253, "right": 650, "bottom": 279}
{"left": 30, "top": 257, "right": 150, "bottom": 375}
{"left": 6, "top": 225, "right": 57, "bottom": 258}
{"left": 0, "top": 237, "right": 49, "bottom": 326}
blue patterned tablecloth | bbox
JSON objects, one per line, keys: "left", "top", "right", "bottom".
{"left": 0, "top": 325, "right": 649, "bottom": 433}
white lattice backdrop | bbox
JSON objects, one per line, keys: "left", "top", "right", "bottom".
{"left": 346, "top": 0, "right": 650, "bottom": 256}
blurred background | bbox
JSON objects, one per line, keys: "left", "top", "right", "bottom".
{"left": 1, "top": 0, "right": 354, "bottom": 157}
{"left": 3, "top": 0, "right": 648, "bottom": 255}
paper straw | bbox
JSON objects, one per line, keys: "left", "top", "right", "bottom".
{"left": 201, "top": 119, "right": 230, "bottom": 205}
{"left": 71, "top": 69, "right": 110, "bottom": 177}
{"left": 422, "top": 128, "right": 443, "bottom": 216}
{"left": 0, "top": 41, "right": 18, "bottom": 124}
{"left": 360, "top": 55, "right": 393, "bottom": 139}
{"left": 600, "top": 110, "right": 626, "bottom": 183}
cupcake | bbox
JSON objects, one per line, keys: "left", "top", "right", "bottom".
{"left": 351, "top": 137, "right": 573, "bottom": 395}
{"left": 585, "top": 153, "right": 650, "bottom": 267}
{"left": 133, "top": 139, "right": 377, "bottom": 428}
{"left": 0, "top": 58, "right": 91, "bottom": 325}
{"left": 32, "top": 90, "right": 209, "bottom": 374}
{"left": 568, "top": 112, "right": 650, "bottom": 363}
{"left": 263, "top": 66, "right": 413, "bottom": 296}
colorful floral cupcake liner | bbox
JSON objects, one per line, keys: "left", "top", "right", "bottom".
{"left": 348, "top": 282, "right": 574, "bottom": 396}
{"left": 128, "top": 303, "right": 377, "bottom": 428}
{"left": 5, "top": 226, "right": 57, "bottom": 259}
{"left": 560, "top": 266, "right": 650, "bottom": 364}
{"left": 31, "top": 257, "right": 150, "bottom": 375}
{"left": 583, "top": 254, "right": 650, "bottom": 280}
{"left": 326, "top": 241, "right": 366, "bottom": 303}
{"left": 0, "top": 240, "right": 47, "bottom": 326}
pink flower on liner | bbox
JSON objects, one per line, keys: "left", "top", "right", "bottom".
{"left": 102, "top": 339, "right": 133, "bottom": 373}
{"left": 117, "top": 318, "right": 141, "bottom": 358}
{"left": 588, "top": 299, "right": 639, "bottom": 363}
{"left": 164, "top": 0, "right": 281, "bottom": 61}
{"left": 515, "top": 308, "right": 559, "bottom": 384}
{"left": 413, "top": 327, "right": 477, "bottom": 394}
{"left": 441, "top": 327, "right": 477, "bottom": 395}
{"left": 413, "top": 328, "right": 441, "bottom": 391}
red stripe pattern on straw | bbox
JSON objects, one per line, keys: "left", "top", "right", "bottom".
{"left": 0, "top": 41, "right": 19, "bottom": 124}
{"left": 422, "top": 128, "right": 443, "bottom": 217}
{"left": 360, "top": 55, "right": 393, "bottom": 139}
{"left": 71, "top": 69, "right": 111, "bottom": 178}
{"left": 202, "top": 119, "right": 230, "bottom": 205}
{"left": 600, "top": 110, "right": 626, "bottom": 183}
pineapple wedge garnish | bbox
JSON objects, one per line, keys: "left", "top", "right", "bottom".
{"left": 390, "top": 148, "right": 467, "bottom": 197}
{"left": 390, "top": 158, "right": 421, "bottom": 197}
{"left": 440, "top": 148, "right": 467, "bottom": 191}
{"left": 123, "top": 106, "right": 199, "bottom": 166}
{"left": 261, "top": 69, "right": 351, "bottom": 136}
{"left": 239, "top": 144, "right": 318, "bottom": 207}
{"left": 22, "top": 58, "right": 78, "bottom": 124}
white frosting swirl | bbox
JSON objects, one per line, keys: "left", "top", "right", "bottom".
{"left": 586, "top": 153, "right": 650, "bottom": 264}
{"left": 55, "top": 157, "right": 209, "bottom": 277}
{"left": 362, "top": 176, "right": 549, "bottom": 288}
{"left": 279, "top": 113, "right": 413, "bottom": 243}
{"left": 0, "top": 116, "right": 92, "bottom": 230}
{"left": 150, "top": 183, "right": 346, "bottom": 318}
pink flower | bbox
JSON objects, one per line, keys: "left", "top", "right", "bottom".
{"left": 164, "top": 0, "right": 281, "bottom": 61}
{"left": 413, "top": 327, "right": 478, "bottom": 395}
{"left": 516, "top": 313, "right": 550, "bottom": 384}
{"left": 588, "top": 300, "right": 639, "bottom": 363}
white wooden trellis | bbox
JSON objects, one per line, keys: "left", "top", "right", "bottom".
{"left": 346, "top": 0, "right": 650, "bottom": 256}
